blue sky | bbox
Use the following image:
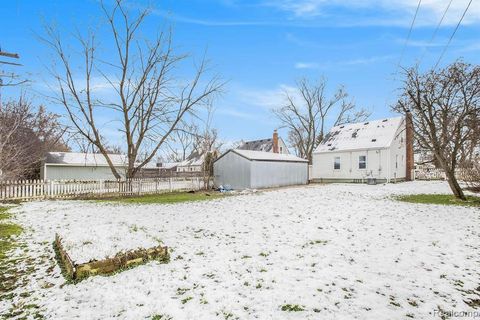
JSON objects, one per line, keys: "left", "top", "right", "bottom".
{"left": 1, "top": 0, "right": 479, "bottom": 151}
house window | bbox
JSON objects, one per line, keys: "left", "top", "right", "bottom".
{"left": 396, "top": 155, "right": 398, "bottom": 169}
{"left": 359, "top": 155, "right": 366, "bottom": 169}
{"left": 334, "top": 157, "right": 341, "bottom": 170}
{"left": 280, "top": 147, "right": 283, "bottom": 153}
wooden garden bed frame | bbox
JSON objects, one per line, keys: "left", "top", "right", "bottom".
{"left": 54, "top": 234, "right": 169, "bottom": 281}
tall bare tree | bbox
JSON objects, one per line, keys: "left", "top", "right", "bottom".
{"left": 42, "top": 0, "right": 223, "bottom": 179}
{"left": 394, "top": 61, "right": 480, "bottom": 200}
{"left": 0, "top": 97, "right": 68, "bottom": 180}
{"left": 272, "top": 78, "right": 370, "bottom": 162}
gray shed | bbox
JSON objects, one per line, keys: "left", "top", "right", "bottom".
{"left": 213, "top": 149, "right": 308, "bottom": 190}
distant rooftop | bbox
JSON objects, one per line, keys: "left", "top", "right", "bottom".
{"left": 177, "top": 150, "right": 206, "bottom": 167}
{"left": 45, "top": 152, "right": 127, "bottom": 167}
{"left": 314, "top": 117, "right": 404, "bottom": 153}
{"left": 45, "top": 152, "right": 157, "bottom": 168}
{"left": 238, "top": 138, "right": 274, "bottom": 152}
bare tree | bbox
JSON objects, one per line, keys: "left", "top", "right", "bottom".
{"left": 394, "top": 61, "right": 480, "bottom": 200}
{"left": 0, "top": 97, "right": 68, "bottom": 180}
{"left": 41, "top": 0, "right": 223, "bottom": 179}
{"left": 272, "top": 78, "right": 370, "bottom": 163}
{"left": 193, "top": 105, "right": 223, "bottom": 189}
{"left": 464, "top": 159, "right": 480, "bottom": 192}
{"left": 165, "top": 123, "right": 198, "bottom": 162}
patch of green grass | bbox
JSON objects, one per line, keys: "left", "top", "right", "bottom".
{"left": 99, "top": 191, "right": 225, "bottom": 205}
{"left": 151, "top": 314, "right": 173, "bottom": 320}
{"left": 280, "top": 304, "right": 305, "bottom": 312}
{"left": 396, "top": 194, "right": 480, "bottom": 207}
{"left": 181, "top": 296, "right": 193, "bottom": 304}
{"left": 0, "top": 207, "right": 10, "bottom": 221}
{"left": 0, "top": 207, "right": 23, "bottom": 261}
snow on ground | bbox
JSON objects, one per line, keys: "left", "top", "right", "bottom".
{"left": 2, "top": 181, "right": 480, "bottom": 319}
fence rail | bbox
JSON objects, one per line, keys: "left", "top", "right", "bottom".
{"left": 413, "top": 168, "right": 473, "bottom": 181}
{"left": 0, "top": 177, "right": 206, "bottom": 201}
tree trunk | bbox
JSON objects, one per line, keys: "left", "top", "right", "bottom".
{"left": 445, "top": 169, "right": 467, "bottom": 200}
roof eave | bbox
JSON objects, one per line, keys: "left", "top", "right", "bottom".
{"left": 313, "top": 146, "right": 391, "bottom": 154}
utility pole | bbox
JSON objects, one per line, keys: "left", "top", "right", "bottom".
{"left": 0, "top": 48, "right": 23, "bottom": 108}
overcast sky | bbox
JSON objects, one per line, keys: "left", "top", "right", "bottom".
{"left": 1, "top": 0, "right": 479, "bottom": 150}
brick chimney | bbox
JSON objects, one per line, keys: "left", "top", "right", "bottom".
{"left": 272, "top": 129, "right": 279, "bottom": 153}
{"left": 405, "top": 111, "right": 415, "bottom": 181}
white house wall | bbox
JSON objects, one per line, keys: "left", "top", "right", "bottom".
{"left": 213, "top": 152, "right": 251, "bottom": 189}
{"left": 250, "top": 161, "right": 308, "bottom": 189}
{"left": 278, "top": 139, "right": 290, "bottom": 154}
{"left": 389, "top": 119, "right": 407, "bottom": 180}
{"left": 43, "top": 165, "right": 126, "bottom": 180}
{"left": 311, "top": 149, "right": 391, "bottom": 182}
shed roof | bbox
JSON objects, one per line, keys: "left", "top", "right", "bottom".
{"left": 314, "top": 117, "right": 404, "bottom": 153}
{"left": 45, "top": 152, "right": 128, "bottom": 167}
{"left": 218, "top": 149, "right": 308, "bottom": 163}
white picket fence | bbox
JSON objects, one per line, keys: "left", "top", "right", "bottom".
{"left": 413, "top": 169, "right": 446, "bottom": 180}
{"left": 0, "top": 177, "right": 205, "bottom": 201}
{"left": 413, "top": 168, "right": 472, "bottom": 181}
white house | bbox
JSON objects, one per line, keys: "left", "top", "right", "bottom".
{"left": 41, "top": 152, "right": 128, "bottom": 180}
{"left": 176, "top": 151, "right": 206, "bottom": 173}
{"left": 310, "top": 116, "right": 414, "bottom": 183}
{"left": 214, "top": 149, "right": 308, "bottom": 189}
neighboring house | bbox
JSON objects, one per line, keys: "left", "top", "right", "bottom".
{"left": 134, "top": 162, "right": 180, "bottom": 178}
{"left": 157, "top": 162, "right": 179, "bottom": 173}
{"left": 238, "top": 130, "right": 290, "bottom": 154}
{"left": 310, "top": 115, "right": 414, "bottom": 183}
{"left": 214, "top": 149, "right": 308, "bottom": 189}
{"left": 176, "top": 151, "right": 205, "bottom": 173}
{"left": 41, "top": 152, "right": 128, "bottom": 180}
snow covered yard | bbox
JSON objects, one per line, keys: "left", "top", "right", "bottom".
{"left": 2, "top": 181, "right": 479, "bottom": 319}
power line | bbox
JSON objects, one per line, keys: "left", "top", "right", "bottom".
{"left": 396, "top": 0, "right": 423, "bottom": 72}
{"left": 433, "top": 0, "right": 474, "bottom": 70}
{"left": 418, "top": 0, "right": 454, "bottom": 66}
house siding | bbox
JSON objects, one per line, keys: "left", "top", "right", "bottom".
{"left": 312, "top": 149, "right": 390, "bottom": 181}
{"left": 389, "top": 118, "right": 407, "bottom": 181}
{"left": 43, "top": 165, "right": 126, "bottom": 180}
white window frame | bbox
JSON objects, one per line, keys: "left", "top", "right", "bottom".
{"left": 334, "top": 157, "right": 341, "bottom": 170}
{"left": 359, "top": 155, "right": 367, "bottom": 169}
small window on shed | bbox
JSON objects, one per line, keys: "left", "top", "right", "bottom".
{"left": 359, "top": 155, "right": 366, "bottom": 169}
{"left": 334, "top": 157, "right": 341, "bottom": 170}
